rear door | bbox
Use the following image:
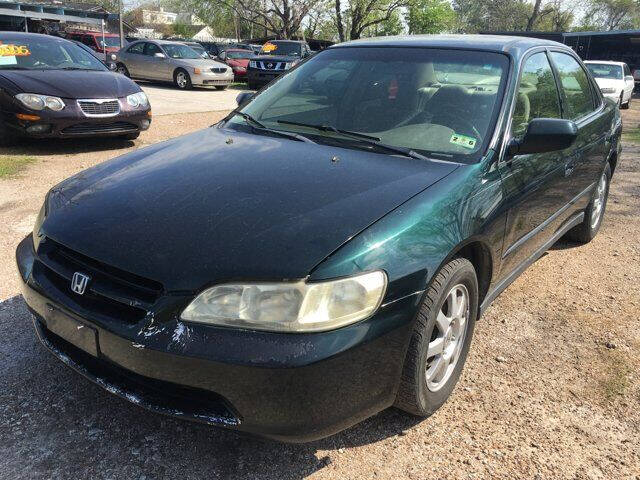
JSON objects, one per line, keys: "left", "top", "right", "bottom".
{"left": 548, "top": 51, "right": 608, "bottom": 215}
{"left": 123, "top": 41, "right": 146, "bottom": 77}
{"left": 498, "top": 50, "right": 568, "bottom": 276}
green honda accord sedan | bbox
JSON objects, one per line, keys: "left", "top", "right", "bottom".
{"left": 16, "top": 35, "right": 621, "bottom": 441}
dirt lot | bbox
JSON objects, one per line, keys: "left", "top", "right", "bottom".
{"left": 0, "top": 103, "right": 639, "bottom": 479}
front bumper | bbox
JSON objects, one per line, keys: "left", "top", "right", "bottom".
{"left": 247, "top": 69, "right": 282, "bottom": 87}
{"left": 16, "top": 235, "right": 416, "bottom": 442}
{"left": 2, "top": 100, "right": 151, "bottom": 139}
{"left": 191, "top": 70, "right": 234, "bottom": 87}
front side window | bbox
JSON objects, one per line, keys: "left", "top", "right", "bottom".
{"left": 145, "top": 43, "right": 162, "bottom": 56}
{"left": 162, "top": 43, "right": 201, "bottom": 59}
{"left": 228, "top": 47, "right": 510, "bottom": 163}
{"left": 586, "top": 63, "right": 623, "bottom": 80}
{"left": 511, "top": 52, "right": 561, "bottom": 137}
{"left": 128, "top": 42, "right": 145, "bottom": 55}
{"left": 550, "top": 52, "right": 595, "bottom": 120}
{"left": 0, "top": 37, "right": 107, "bottom": 71}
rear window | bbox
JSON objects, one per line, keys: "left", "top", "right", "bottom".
{"left": 586, "top": 63, "right": 623, "bottom": 80}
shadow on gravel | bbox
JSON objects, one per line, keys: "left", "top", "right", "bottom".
{"left": 0, "top": 295, "right": 420, "bottom": 480}
{"left": 0, "top": 137, "right": 135, "bottom": 157}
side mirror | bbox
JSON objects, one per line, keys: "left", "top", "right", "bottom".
{"left": 625, "top": 75, "right": 634, "bottom": 82}
{"left": 236, "top": 91, "right": 254, "bottom": 106}
{"left": 507, "top": 118, "right": 577, "bottom": 156}
{"left": 154, "top": 52, "right": 166, "bottom": 59}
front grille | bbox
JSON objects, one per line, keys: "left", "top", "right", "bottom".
{"left": 78, "top": 99, "right": 120, "bottom": 117}
{"left": 258, "top": 61, "right": 284, "bottom": 71}
{"left": 210, "top": 67, "right": 228, "bottom": 74}
{"left": 34, "top": 238, "right": 164, "bottom": 324}
{"left": 62, "top": 122, "right": 138, "bottom": 135}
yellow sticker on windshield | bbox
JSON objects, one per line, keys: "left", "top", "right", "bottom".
{"left": 450, "top": 133, "right": 477, "bottom": 149}
{"left": 262, "top": 42, "right": 277, "bottom": 52}
{"left": 0, "top": 43, "right": 30, "bottom": 57}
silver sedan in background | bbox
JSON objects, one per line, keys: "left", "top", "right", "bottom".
{"left": 115, "top": 40, "right": 234, "bottom": 90}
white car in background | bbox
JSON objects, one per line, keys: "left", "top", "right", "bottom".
{"left": 585, "top": 60, "right": 634, "bottom": 109}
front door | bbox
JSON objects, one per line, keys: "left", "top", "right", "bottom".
{"left": 498, "top": 51, "right": 568, "bottom": 277}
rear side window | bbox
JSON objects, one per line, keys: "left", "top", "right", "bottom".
{"left": 511, "top": 52, "right": 561, "bottom": 137}
{"left": 550, "top": 52, "right": 595, "bottom": 120}
{"left": 624, "top": 63, "right": 631, "bottom": 76}
{"left": 127, "top": 42, "right": 145, "bottom": 54}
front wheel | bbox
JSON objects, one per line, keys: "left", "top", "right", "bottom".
{"left": 622, "top": 94, "right": 631, "bottom": 109}
{"left": 115, "top": 63, "right": 129, "bottom": 77}
{"left": 174, "top": 69, "right": 192, "bottom": 90}
{"left": 565, "top": 163, "right": 611, "bottom": 243}
{"left": 395, "top": 257, "right": 478, "bottom": 417}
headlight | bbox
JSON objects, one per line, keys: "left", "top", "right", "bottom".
{"left": 126, "top": 92, "right": 149, "bottom": 108}
{"left": 600, "top": 87, "right": 617, "bottom": 94}
{"left": 249, "top": 60, "right": 257, "bottom": 68}
{"left": 15, "top": 93, "right": 65, "bottom": 111}
{"left": 284, "top": 60, "right": 299, "bottom": 70}
{"left": 180, "top": 270, "right": 387, "bottom": 332}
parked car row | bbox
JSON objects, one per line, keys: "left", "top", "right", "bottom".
{"left": 584, "top": 60, "right": 634, "bottom": 108}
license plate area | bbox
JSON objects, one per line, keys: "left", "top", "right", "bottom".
{"left": 46, "top": 308, "right": 99, "bottom": 357}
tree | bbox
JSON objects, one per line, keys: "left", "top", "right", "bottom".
{"left": 453, "top": 0, "right": 532, "bottom": 32}
{"left": 406, "top": 0, "right": 456, "bottom": 34}
{"left": 583, "top": 0, "right": 639, "bottom": 31}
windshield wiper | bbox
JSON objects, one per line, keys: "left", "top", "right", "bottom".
{"left": 277, "top": 120, "right": 380, "bottom": 141}
{"left": 228, "top": 111, "right": 315, "bottom": 144}
{"left": 277, "top": 120, "right": 435, "bottom": 161}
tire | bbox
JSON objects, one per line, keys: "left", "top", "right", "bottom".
{"left": 0, "top": 119, "right": 15, "bottom": 147}
{"left": 215, "top": 85, "right": 228, "bottom": 91}
{"left": 622, "top": 94, "right": 630, "bottom": 109}
{"left": 395, "top": 257, "right": 478, "bottom": 417}
{"left": 174, "top": 69, "right": 192, "bottom": 90}
{"left": 116, "top": 63, "right": 130, "bottom": 77}
{"left": 122, "top": 132, "right": 140, "bottom": 140}
{"left": 565, "top": 163, "right": 611, "bottom": 243}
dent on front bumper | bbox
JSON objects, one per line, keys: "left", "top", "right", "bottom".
{"left": 16, "top": 235, "right": 418, "bottom": 442}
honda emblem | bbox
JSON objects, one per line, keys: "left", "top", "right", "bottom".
{"left": 71, "top": 272, "right": 90, "bottom": 295}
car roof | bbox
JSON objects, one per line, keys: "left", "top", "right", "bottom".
{"left": 584, "top": 60, "right": 625, "bottom": 66}
{"left": 0, "top": 32, "right": 71, "bottom": 42}
{"left": 267, "top": 40, "right": 305, "bottom": 44}
{"left": 332, "top": 34, "right": 570, "bottom": 56}
{"left": 226, "top": 48, "right": 253, "bottom": 52}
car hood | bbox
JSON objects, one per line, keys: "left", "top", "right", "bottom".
{"left": 173, "top": 58, "right": 229, "bottom": 69}
{"left": 227, "top": 58, "right": 249, "bottom": 67}
{"left": 0, "top": 69, "right": 139, "bottom": 98}
{"left": 42, "top": 127, "right": 458, "bottom": 292}
{"left": 593, "top": 78, "right": 622, "bottom": 90}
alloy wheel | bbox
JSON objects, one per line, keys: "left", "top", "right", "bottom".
{"left": 426, "top": 284, "right": 470, "bottom": 392}
{"left": 590, "top": 171, "right": 608, "bottom": 229}
{"left": 176, "top": 72, "right": 188, "bottom": 88}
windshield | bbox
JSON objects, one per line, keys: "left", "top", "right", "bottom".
{"left": 227, "top": 50, "right": 253, "bottom": 59}
{"left": 100, "top": 36, "right": 120, "bottom": 48}
{"left": 586, "top": 63, "right": 623, "bottom": 79}
{"left": 163, "top": 44, "right": 201, "bottom": 59}
{"left": 0, "top": 37, "right": 107, "bottom": 71}
{"left": 260, "top": 42, "right": 302, "bottom": 57}
{"left": 229, "top": 47, "right": 509, "bottom": 163}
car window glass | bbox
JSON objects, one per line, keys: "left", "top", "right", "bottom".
{"left": 624, "top": 64, "right": 631, "bottom": 76}
{"left": 235, "top": 47, "right": 510, "bottom": 163}
{"left": 511, "top": 52, "right": 561, "bottom": 137}
{"left": 128, "top": 42, "right": 145, "bottom": 54}
{"left": 586, "top": 63, "right": 622, "bottom": 79}
{"left": 145, "top": 43, "right": 162, "bottom": 56}
{"left": 550, "top": 52, "right": 595, "bottom": 120}
{"left": 0, "top": 37, "right": 106, "bottom": 71}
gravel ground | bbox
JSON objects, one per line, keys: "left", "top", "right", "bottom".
{"left": 0, "top": 105, "right": 639, "bottom": 479}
